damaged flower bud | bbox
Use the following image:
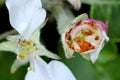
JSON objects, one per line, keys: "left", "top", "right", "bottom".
{"left": 62, "top": 14, "right": 109, "bottom": 63}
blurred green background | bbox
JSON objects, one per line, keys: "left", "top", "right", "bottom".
{"left": 0, "top": 0, "right": 120, "bottom": 80}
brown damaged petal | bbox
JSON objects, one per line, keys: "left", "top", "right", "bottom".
{"left": 65, "top": 21, "right": 102, "bottom": 54}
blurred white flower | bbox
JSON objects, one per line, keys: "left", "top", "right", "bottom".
{"left": 67, "top": 0, "right": 81, "bottom": 10}
{"left": 62, "top": 13, "right": 109, "bottom": 63}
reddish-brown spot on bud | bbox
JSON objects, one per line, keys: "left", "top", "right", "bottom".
{"left": 85, "top": 30, "right": 93, "bottom": 36}
{"left": 95, "top": 36, "right": 99, "bottom": 40}
{"left": 65, "top": 32, "right": 71, "bottom": 40}
{"left": 75, "top": 21, "right": 81, "bottom": 26}
{"left": 83, "top": 22, "right": 97, "bottom": 30}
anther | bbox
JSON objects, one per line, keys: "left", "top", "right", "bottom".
{"left": 28, "top": 66, "right": 36, "bottom": 72}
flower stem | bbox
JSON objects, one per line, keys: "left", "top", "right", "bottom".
{"left": 52, "top": 6, "right": 74, "bottom": 35}
{"left": 42, "top": 0, "right": 75, "bottom": 35}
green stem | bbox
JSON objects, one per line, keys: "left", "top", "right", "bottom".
{"left": 52, "top": 6, "right": 74, "bottom": 35}
{"left": 42, "top": 0, "right": 74, "bottom": 35}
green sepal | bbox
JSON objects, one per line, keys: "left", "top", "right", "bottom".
{"left": 0, "top": 41, "right": 19, "bottom": 54}
{"left": 30, "top": 19, "right": 47, "bottom": 44}
{"left": 11, "top": 58, "right": 29, "bottom": 74}
{"left": 72, "top": 13, "right": 88, "bottom": 24}
{"left": 38, "top": 44, "right": 61, "bottom": 59}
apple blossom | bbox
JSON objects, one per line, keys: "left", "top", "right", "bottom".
{"left": 62, "top": 13, "right": 109, "bottom": 63}
{"left": 0, "top": 0, "right": 76, "bottom": 80}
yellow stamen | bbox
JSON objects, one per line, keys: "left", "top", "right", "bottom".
{"left": 18, "top": 40, "right": 39, "bottom": 60}
{"left": 28, "top": 66, "right": 36, "bottom": 72}
{"left": 34, "top": 56, "right": 38, "bottom": 60}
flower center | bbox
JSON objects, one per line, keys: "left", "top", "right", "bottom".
{"left": 65, "top": 21, "right": 102, "bottom": 54}
{"left": 17, "top": 40, "right": 39, "bottom": 60}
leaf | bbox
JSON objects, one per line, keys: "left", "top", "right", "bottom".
{"left": 94, "top": 57, "right": 120, "bottom": 80}
{"left": 98, "top": 42, "right": 118, "bottom": 63}
{"left": 0, "top": 52, "right": 27, "bottom": 80}
{"left": 81, "top": 0, "right": 120, "bottom": 5}
{"left": 0, "top": 0, "right": 4, "bottom": 6}
{"left": 102, "top": 58, "right": 120, "bottom": 80}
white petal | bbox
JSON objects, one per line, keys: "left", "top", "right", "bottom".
{"left": 23, "top": 9, "right": 46, "bottom": 39}
{"left": 103, "top": 31, "right": 109, "bottom": 42}
{"left": 48, "top": 60, "right": 76, "bottom": 80}
{"left": 90, "top": 38, "right": 105, "bottom": 63}
{"left": 62, "top": 32, "right": 74, "bottom": 58}
{"left": 25, "top": 56, "right": 76, "bottom": 80}
{"left": 6, "top": 0, "right": 46, "bottom": 39}
{"left": 30, "top": 20, "right": 47, "bottom": 44}
{"left": 25, "top": 57, "right": 50, "bottom": 80}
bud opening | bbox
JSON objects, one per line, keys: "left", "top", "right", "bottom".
{"left": 65, "top": 20, "right": 103, "bottom": 54}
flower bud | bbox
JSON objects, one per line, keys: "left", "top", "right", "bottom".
{"left": 62, "top": 14, "right": 109, "bottom": 63}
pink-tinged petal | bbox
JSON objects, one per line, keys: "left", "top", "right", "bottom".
{"left": 6, "top": 0, "right": 46, "bottom": 39}
{"left": 95, "top": 20, "right": 108, "bottom": 33}
{"left": 85, "top": 18, "right": 108, "bottom": 33}
{"left": 48, "top": 60, "right": 76, "bottom": 80}
{"left": 25, "top": 57, "right": 50, "bottom": 80}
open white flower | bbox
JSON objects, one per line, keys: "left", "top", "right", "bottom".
{"left": 0, "top": 0, "right": 76, "bottom": 80}
{"left": 62, "top": 13, "right": 109, "bottom": 63}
